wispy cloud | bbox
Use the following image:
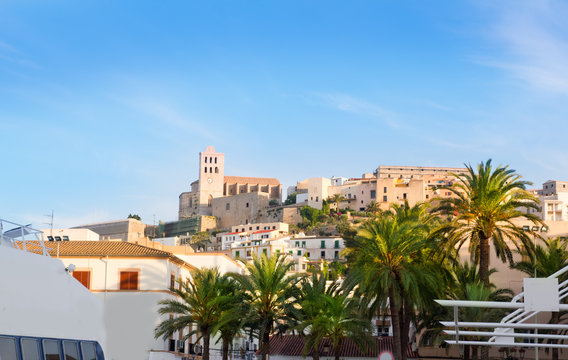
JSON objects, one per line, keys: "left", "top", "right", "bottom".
{"left": 480, "top": 0, "right": 568, "bottom": 94}
{"left": 0, "top": 40, "right": 39, "bottom": 69}
{"left": 114, "top": 96, "right": 218, "bottom": 141}
{"left": 316, "top": 92, "right": 403, "bottom": 129}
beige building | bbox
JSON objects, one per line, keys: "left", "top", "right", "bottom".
{"left": 376, "top": 165, "right": 467, "bottom": 179}
{"left": 178, "top": 146, "right": 283, "bottom": 229}
{"left": 526, "top": 180, "right": 568, "bottom": 222}
{"left": 71, "top": 218, "right": 147, "bottom": 242}
{"left": 293, "top": 177, "right": 332, "bottom": 210}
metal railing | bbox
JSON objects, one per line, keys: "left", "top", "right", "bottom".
{"left": 0, "top": 218, "right": 48, "bottom": 256}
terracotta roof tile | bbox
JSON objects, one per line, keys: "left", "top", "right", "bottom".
{"left": 17, "top": 241, "right": 194, "bottom": 268}
{"left": 224, "top": 176, "right": 280, "bottom": 186}
{"left": 260, "top": 335, "right": 418, "bottom": 358}
{"left": 252, "top": 229, "right": 276, "bottom": 234}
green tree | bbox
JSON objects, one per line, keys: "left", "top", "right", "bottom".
{"left": 328, "top": 193, "right": 346, "bottom": 213}
{"left": 154, "top": 268, "right": 231, "bottom": 360}
{"left": 432, "top": 159, "right": 542, "bottom": 286}
{"left": 284, "top": 193, "right": 297, "bottom": 205}
{"left": 298, "top": 272, "right": 372, "bottom": 360}
{"left": 365, "top": 200, "right": 381, "bottom": 217}
{"left": 345, "top": 201, "right": 443, "bottom": 360}
{"left": 191, "top": 231, "right": 211, "bottom": 251}
{"left": 213, "top": 277, "right": 248, "bottom": 360}
{"left": 512, "top": 238, "right": 568, "bottom": 360}
{"left": 300, "top": 206, "right": 323, "bottom": 227}
{"left": 128, "top": 213, "right": 141, "bottom": 220}
{"left": 230, "top": 254, "right": 302, "bottom": 360}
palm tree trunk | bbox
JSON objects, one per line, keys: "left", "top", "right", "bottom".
{"left": 261, "top": 326, "right": 271, "bottom": 360}
{"left": 203, "top": 332, "right": 211, "bottom": 360}
{"left": 334, "top": 338, "right": 342, "bottom": 360}
{"left": 400, "top": 298, "right": 411, "bottom": 360}
{"left": 388, "top": 286, "right": 403, "bottom": 360}
{"left": 312, "top": 345, "right": 320, "bottom": 360}
{"left": 222, "top": 337, "right": 230, "bottom": 360}
{"left": 479, "top": 235, "right": 490, "bottom": 286}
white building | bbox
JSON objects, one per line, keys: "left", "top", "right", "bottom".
{"left": 40, "top": 228, "right": 100, "bottom": 241}
{"left": 219, "top": 222, "right": 289, "bottom": 250}
{"left": 42, "top": 241, "right": 196, "bottom": 360}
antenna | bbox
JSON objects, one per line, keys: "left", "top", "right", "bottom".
{"left": 44, "top": 210, "right": 54, "bottom": 237}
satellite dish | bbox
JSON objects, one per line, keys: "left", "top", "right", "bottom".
{"left": 378, "top": 351, "right": 394, "bottom": 360}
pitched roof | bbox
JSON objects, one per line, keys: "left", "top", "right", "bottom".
{"left": 252, "top": 229, "right": 276, "bottom": 234}
{"left": 224, "top": 176, "right": 280, "bottom": 186}
{"left": 260, "top": 335, "right": 418, "bottom": 358}
{"left": 18, "top": 241, "right": 194, "bottom": 268}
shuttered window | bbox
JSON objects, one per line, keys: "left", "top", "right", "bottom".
{"left": 120, "top": 271, "right": 139, "bottom": 290}
{"left": 73, "top": 271, "right": 90, "bottom": 289}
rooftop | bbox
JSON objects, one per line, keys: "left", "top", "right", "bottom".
{"left": 224, "top": 175, "right": 280, "bottom": 186}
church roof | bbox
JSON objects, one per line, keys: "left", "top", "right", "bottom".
{"left": 224, "top": 176, "right": 280, "bottom": 186}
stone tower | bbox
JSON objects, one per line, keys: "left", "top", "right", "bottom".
{"left": 197, "top": 146, "right": 225, "bottom": 215}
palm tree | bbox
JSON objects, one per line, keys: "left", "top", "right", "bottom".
{"left": 230, "top": 254, "right": 302, "bottom": 360}
{"left": 512, "top": 238, "right": 568, "bottom": 360}
{"left": 213, "top": 276, "right": 248, "bottom": 360}
{"left": 365, "top": 200, "right": 381, "bottom": 217}
{"left": 432, "top": 159, "right": 542, "bottom": 286}
{"left": 344, "top": 201, "right": 443, "bottom": 360}
{"left": 297, "top": 272, "right": 372, "bottom": 360}
{"left": 328, "top": 193, "right": 346, "bottom": 213}
{"left": 154, "top": 268, "right": 230, "bottom": 360}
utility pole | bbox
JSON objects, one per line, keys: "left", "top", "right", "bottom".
{"left": 44, "top": 210, "right": 54, "bottom": 237}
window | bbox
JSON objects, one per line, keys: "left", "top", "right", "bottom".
{"left": 321, "top": 240, "right": 326, "bottom": 248}
{"left": 215, "top": 157, "right": 217, "bottom": 164}
{"left": 249, "top": 227, "right": 252, "bottom": 230}
{"left": 272, "top": 226, "right": 276, "bottom": 229}
{"left": 403, "top": 193, "right": 407, "bottom": 199}
{"left": 384, "top": 187, "right": 387, "bottom": 193}
{"left": 80, "top": 342, "right": 97, "bottom": 360}
{"left": 73, "top": 271, "right": 91, "bottom": 289}
{"left": 119, "top": 271, "right": 139, "bottom": 290}
{"left": 383, "top": 195, "right": 387, "bottom": 202}
{"left": 334, "top": 251, "right": 339, "bottom": 259}
{"left": 209, "top": 157, "right": 212, "bottom": 163}
{"left": 316, "top": 196, "right": 318, "bottom": 202}
{"left": 256, "top": 226, "right": 260, "bottom": 230}
{"left": 63, "top": 341, "right": 80, "bottom": 360}
{"left": 246, "top": 202, "right": 249, "bottom": 208}
{"left": 43, "top": 339, "right": 61, "bottom": 360}
{"left": 307, "top": 252, "right": 311, "bottom": 257}
{"left": 170, "top": 273, "right": 175, "bottom": 290}
{"left": 302, "top": 241, "right": 306, "bottom": 248}
{"left": 204, "top": 157, "right": 207, "bottom": 163}
{"left": 334, "top": 240, "right": 340, "bottom": 248}
{"left": 215, "top": 167, "right": 218, "bottom": 173}
{"left": 297, "top": 250, "right": 301, "bottom": 256}
{"left": 426, "top": 194, "right": 429, "bottom": 199}
{"left": 209, "top": 167, "right": 212, "bottom": 173}
{"left": 204, "top": 166, "right": 207, "bottom": 173}
{"left": 226, "top": 203, "right": 230, "bottom": 210}
{"left": 302, "top": 264, "right": 306, "bottom": 270}
{"left": 21, "top": 338, "right": 40, "bottom": 360}
{"left": 295, "top": 241, "right": 300, "bottom": 247}
{"left": 321, "top": 251, "right": 325, "bottom": 258}
{"left": 0, "top": 337, "right": 18, "bottom": 360}
{"left": 235, "top": 251, "right": 240, "bottom": 258}
{"left": 370, "top": 190, "right": 376, "bottom": 199}
{"left": 55, "top": 236, "right": 61, "bottom": 241}
{"left": 47, "top": 236, "right": 54, "bottom": 241}
{"left": 62, "top": 235, "right": 69, "bottom": 241}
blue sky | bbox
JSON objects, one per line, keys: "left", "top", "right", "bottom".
{"left": 2, "top": 0, "right": 568, "bottom": 228}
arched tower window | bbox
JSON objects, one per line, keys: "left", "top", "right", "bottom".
{"left": 209, "top": 157, "right": 212, "bottom": 163}
{"left": 204, "top": 167, "right": 207, "bottom": 173}
{"left": 215, "top": 157, "right": 217, "bottom": 164}
{"left": 209, "top": 167, "right": 212, "bottom": 173}
{"left": 215, "top": 167, "right": 219, "bottom": 173}
{"left": 204, "top": 157, "right": 207, "bottom": 163}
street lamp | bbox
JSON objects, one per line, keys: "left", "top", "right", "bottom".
{"left": 498, "top": 347, "right": 505, "bottom": 359}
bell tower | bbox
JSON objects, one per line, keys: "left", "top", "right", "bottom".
{"left": 197, "top": 146, "right": 224, "bottom": 215}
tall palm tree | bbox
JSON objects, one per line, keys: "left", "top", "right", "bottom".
{"left": 297, "top": 272, "right": 372, "bottom": 360}
{"left": 432, "top": 159, "right": 542, "bottom": 286}
{"left": 154, "top": 268, "right": 231, "bottom": 360}
{"left": 365, "top": 200, "right": 381, "bottom": 217}
{"left": 213, "top": 276, "right": 248, "bottom": 360}
{"left": 512, "top": 238, "right": 568, "bottom": 360}
{"left": 230, "top": 254, "right": 302, "bottom": 360}
{"left": 328, "top": 193, "right": 347, "bottom": 213}
{"left": 344, "top": 201, "right": 443, "bottom": 360}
